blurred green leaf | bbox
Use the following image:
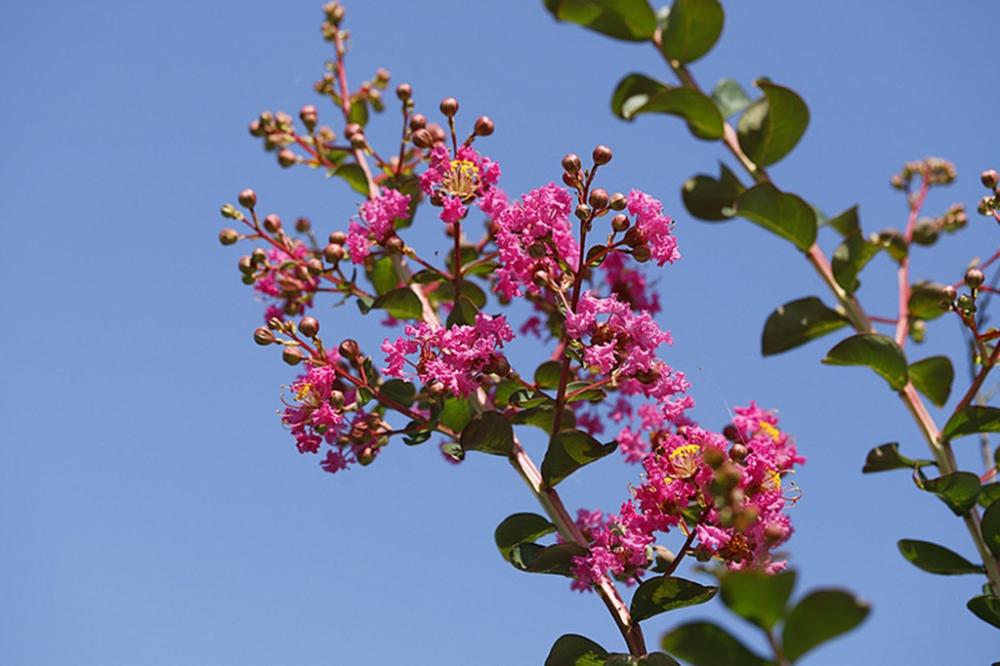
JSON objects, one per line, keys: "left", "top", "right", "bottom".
{"left": 446, "top": 295, "right": 479, "bottom": 327}
{"left": 941, "top": 406, "right": 1000, "bottom": 441}
{"left": 510, "top": 541, "right": 588, "bottom": 576}
{"left": 736, "top": 81, "right": 810, "bottom": 167}
{"left": 681, "top": 163, "right": 744, "bottom": 221}
{"left": 510, "top": 404, "right": 576, "bottom": 432}
{"left": 862, "top": 442, "right": 933, "bottom": 474}
{"left": 544, "top": 634, "right": 608, "bottom": 666}
{"left": 825, "top": 205, "right": 859, "bottom": 236}
{"left": 762, "top": 297, "right": 847, "bottom": 356}
{"left": 719, "top": 569, "right": 796, "bottom": 630}
{"left": 566, "top": 381, "right": 607, "bottom": 403}
{"left": 967, "top": 595, "right": 1000, "bottom": 630}
{"left": 438, "top": 394, "right": 477, "bottom": 432}
{"left": 541, "top": 429, "right": 617, "bottom": 487}
{"left": 544, "top": 0, "right": 656, "bottom": 41}
{"left": 611, "top": 74, "right": 724, "bottom": 139}
{"left": 782, "top": 590, "right": 870, "bottom": 663}
{"left": 897, "top": 539, "right": 984, "bottom": 575}
{"left": 711, "top": 78, "right": 751, "bottom": 118}
{"left": 379, "top": 379, "right": 416, "bottom": 408}
{"left": 822, "top": 333, "right": 908, "bottom": 391}
{"left": 508, "top": 388, "right": 552, "bottom": 408}
{"left": 908, "top": 356, "right": 954, "bottom": 408}
{"left": 659, "top": 0, "right": 724, "bottom": 64}
{"left": 439, "top": 441, "right": 463, "bottom": 461}
{"left": 630, "top": 576, "right": 717, "bottom": 622}
{"left": 459, "top": 411, "right": 514, "bottom": 457}
{"left": 832, "top": 230, "right": 880, "bottom": 294}
{"left": 371, "top": 287, "right": 423, "bottom": 320}
{"left": 982, "top": 498, "right": 1000, "bottom": 557}
{"left": 331, "top": 162, "right": 369, "bottom": 196}
{"left": 370, "top": 255, "right": 399, "bottom": 295}
{"left": 734, "top": 183, "right": 817, "bottom": 251}
{"left": 535, "top": 360, "right": 564, "bottom": 389}
{"left": 494, "top": 512, "right": 556, "bottom": 561}
{"left": 979, "top": 482, "right": 1000, "bottom": 509}
{"left": 661, "top": 621, "right": 772, "bottom": 666}
{"left": 908, "top": 280, "right": 948, "bottom": 321}
{"left": 918, "top": 471, "right": 981, "bottom": 516}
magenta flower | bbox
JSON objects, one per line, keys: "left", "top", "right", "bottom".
{"left": 346, "top": 187, "right": 412, "bottom": 264}
{"left": 253, "top": 241, "right": 318, "bottom": 320}
{"left": 419, "top": 144, "right": 500, "bottom": 223}
{"left": 626, "top": 190, "right": 680, "bottom": 266}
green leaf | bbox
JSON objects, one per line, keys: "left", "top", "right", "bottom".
{"left": 508, "top": 388, "right": 552, "bottom": 408}
{"left": 446, "top": 295, "right": 479, "bottom": 328}
{"left": 659, "top": 0, "right": 724, "bottom": 64}
{"left": 535, "top": 360, "right": 564, "bottom": 390}
{"left": 661, "top": 621, "right": 772, "bottom": 666}
{"left": 510, "top": 541, "right": 588, "bottom": 576}
{"left": 543, "top": 0, "right": 657, "bottom": 41}
{"left": 908, "top": 280, "right": 948, "bottom": 321}
{"left": 347, "top": 100, "right": 368, "bottom": 127}
{"left": 565, "top": 381, "right": 607, "bottom": 403}
{"left": 979, "top": 483, "right": 1000, "bottom": 509}
{"left": 541, "top": 430, "right": 617, "bottom": 487}
{"left": 494, "top": 512, "right": 556, "bottom": 561}
{"left": 897, "top": 539, "right": 985, "bottom": 575}
{"left": 401, "top": 420, "right": 431, "bottom": 447}
{"left": 825, "top": 205, "right": 859, "bottom": 236}
{"left": 371, "top": 287, "right": 423, "bottom": 320}
{"left": 630, "top": 576, "right": 717, "bottom": 622}
{"left": 917, "top": 471, "right": 981, "bottom": 516}
{"left": 356, "top": 294, "right": 375, "bottom": 315}
{"left": 862, "top": 442, "right": 933, "bottom": 474}
{"left": 719, "top": 569, "right": 796, "bottom": 630}
{"left": 331, "top": 162, "right": 369, "bottom": 196}
{"left": 438, "top": 394, "right": 477, "bottom": 432}
{"left": 544, "top": 634, "right": 608, "bottom": 666}
{"left": 908, "top": 356, "right": 954, "bottom": 408}
{"left": 734, "top": 183, "right": 817, "bottom": 251}
{"left": 822, "top": 333, "right": 908, "bottom": 391}
{"left": 610, "top": 74, "right": 724, "bottom": 140}
{"left": 459, "top": 411, "right": 514, "bottom": 457}
{"left": 711, "top": 78, "right": 751, "bottom": 118}
{"left": 736, "top": 81, "right": 810, "bottom": 168}
{"left": 782, "top": 590, "right": 870, "bottom": 663}
{"left": 509, "top": 404, "right": 576, "bottom": 432}
{"left": 832, "top": 230, "right": 881, "bottom": 294}
{"left": 941, "top": 405, "right": 1000, "bottom": 441}
{"left": 761, "top": 297, "right": 848, "bottom": 356}
{"left": 968, "top": 595, "right": 1000, "bottom": 630}
{"left": 369, "top": 255, "right": 399, "bottom": 295}
{"left": 439, "top": 441, "right": 464, "bottom": 462}
{"left": 681, "top": 163, "right": 744, "bottom": 221}
{"left": 379, "top": 379, "right": 416, "bottom": 408}
{"left": 982, "top": 498, "right": 1000, "bottom": 557}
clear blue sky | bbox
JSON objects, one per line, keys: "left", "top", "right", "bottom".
{"left": 2, "top": 1, "right": 998, "bottom": 664}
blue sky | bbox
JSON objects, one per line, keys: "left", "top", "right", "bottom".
{"left": 2, "top": 1, "right": 999, "bottom": 664}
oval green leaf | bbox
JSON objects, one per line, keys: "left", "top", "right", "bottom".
{"left": 908, "top": 356, "right": 954, "bottom": 408}
{"left": 446, "top": 295, "right": 479, "bottom": 328}
{"left": 982, "top": 498, "right": 1000, "bottom": 557}
{"left": 861, "top": 442, "right": 934, "bottom": 474}
{"left": 711, "top": 78, "right": 751, "bottom": 118}
{"left": 459, "top": 411, "right": 514, "bottom": 457}
{"left": 681, "top": 163, "right": 744, "bottom": 221}
{"left": 762, "top": 297, "right": 848, "bottom": 356}
{"left": 782, "top": 590, "right": 870, "bottom": 663}
{"left": 630, "top": 576, "right": 717, "bottom": 622}
{"left": 831, "top": 230, "right": 881, "bottom": 294}
{"left": 331, "top": 162, "right": 370, "bottom": 196}
{"left": 371, "top": 287, "right": 423, "bottom": 320}
{"left": 438, "top": 394, "right": 478, "bottom": 432}
{"left": 545, "top": 634, "right": 608, "bottom": 666}
{"left": 611, "top": 74, "right": 724, "bottom": 140}
{"left": 659, "top": 0, "right": 724, "bottom": 65}
{"left": 822, "top": 333, "right": 908, "bottom": 391}
{"left": 734, "top": 183, "right": 817, "bottom": 251}
{"left": 544, "top": 0, "right": 657, "bottom": 41}
{"left": 661, "top": 621, "right": 771, "bottom": 666}
{"left": 967, "top": 595, "right": 1000, "bottom": 630}
{"left": 541, "top": 429, "right": 617, "bottom": 487}
{"left": 979, "top": 482, "right": 1000, "bottom": 509}
{"left": 918, "top": 471, "right": 981, "bottom": 516}
{"left": 908, "top": 280, "right": 948, "bottom": 321}
{"left": 510, "top": 541, "right": 588, "bottom": 577}
{"left": 736, "top": 81, "right": 809, "bottom": 168}
{"left": 719, "top": 569, "right": 796, "bottom": 630}
{"left": 897, "top": 539, "right": 984, "bottom": 575}
{"left": 825, "top": 205, "right": 860, "bottom": 236}
{"left": 941, "top": 405, "right": 1000, "bottom": 441}
{"left": 494, "top": 512, "right": 556, "bottom": 561}
{"left": 535, "top": 360, "right": 564, "bottom": 390}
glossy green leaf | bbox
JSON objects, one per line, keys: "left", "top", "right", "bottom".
{"left": 736, "top": 81, "right": 810, "bottom": 168}
{"left": 711, "top": 78, "right": 751, "bottom": 118}
{"left": 565, "top": 381, "right": 606, "bottom": 403}
{"left": 782, "top": 590, "right": 870, "bottom": 663}
{"left": 535, "top": 360, "right": 564, "bottom": 389}
{"left": 832, "top": 230, "right": 880, "bottom": 294}
{"left": 510, "top": 541, "right": 588, "bottom": 577}
{"left": 438, "top": 394, "right": 477, "bottom": 432}
{"left": 982, "top": 498, "right": 1000, "bottom": 557}
{"left": 761, "top": 297, "right": 848, "bottom": 356}
{"left": 401, "top": 420, "right": 431, "bottom": 447}
{"left": 897, "top": 539, "right": 984, "bottom": 575}
{"left": 967, "top": 595, "right": 1000, "bottom": 630}
{"left": 941, "top": 405, "right": 1000, "bottom": 441}
{"left": 908, "top": 280, "right": 948, "bottom": 321}
{"left": 825, "top": 205, "right": 859, "bottom": 236}
{"left": 370, "top": 255, "right": 399, "bottom": 295}
{"left": 681, "top": 163, "right": 744, "bottom": 221}
{"left": 918, "top": 471, "right": 981, "bottom": 516}
{"left": 611, "top": 74, "right": 724, "bottom": 140}
{"left": 379, "top": 379, "right": 416, "bottom": 408}
{"left": 371, "top": 287, "right": 423, "bottom": 320}
{"left": 861, "top": 442, "right": 933, "bottom": 474}
{"left": 493, "top": 379, "right": 522, "bottom": 406}
{"left": 630, "top": 576, "right": 717, "bottom": 622}
{"left": 734, "top": 183, "right": 817, "bottom": 251}
{"left": 508, "top": 388, "right": 552, "bottom": 408}
{"left": 543, "top": 0, "right": 657, "bottom": 41}
{"left": 446, "top": 295, "right": 479, "bottom": 328}
{"left": 659, "top": 0, "right": 724, "bottom": 64}
{"left": 719, "top": 569, "right": 796, "bottom": 630}
{"left": 494, "top": 512, "right": 556, "bottom": 561}
{"left": 979, "top": 483, "right": 1000, "bottom": 509}
{"left": 509, "top": 404, "right": 576, "bottom": 432}
{"left": 908, "top": 356, "right": 954, "bottom": 408}
{"left": 822, "top": 333, "right": 908, "bottom": 391}
{"left": 661, "top": 621, "right": 772, "bottom": 666}
{"left": 605, "top": 654, "right": 680, "bottom": 666}
{"left": 331, "top": 162, "right": 369, "bottom": 196}
{"left": 459, "top": 411, "right": 514, "bottom": 457}
{"left": 541, "top": 429, "right": 617, "bottom": 487}
{"left": 544, "top": 634, "right": 608, "bottom": 666}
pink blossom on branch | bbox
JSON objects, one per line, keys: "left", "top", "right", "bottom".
{"left": 626, "top": 190, "right": 680, "bottom": 266}
{"left": 346, "top": 187, "right": 412, "bottom": 264}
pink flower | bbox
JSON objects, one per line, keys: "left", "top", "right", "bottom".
{"left": 253, "top": 241, "right": 318, "bottom": 319}
{"left": 626, "top": 190, "right": 680, "bottom": 266}
{"left": 346, "top": 187, "right": 412, "bottom": 264}
{"left": 601, "top": 251, "right": 661, "bottom": 314}
{"left": 420, "top": 145, "right": 500, "bottom": 223}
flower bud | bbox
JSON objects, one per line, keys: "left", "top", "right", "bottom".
{"left": 395, "top": 83, "right": 412, "bottom": 101}
{"left": 439, "top": 97, "right": 459, "bottom": 118}
{"left": 220, "top": 204, "right": 237, "bottom": 219}
{"left": 306, "top": 259, "right": 324, "bottom": 276}
{"left": 385, "top": 236, "right": 404, "bottom": 255}
{"left": 729, "top": 442, "right": 749, "bottom": 464}
{"left": 329, "top": 390, "right": 345, "bottom": 410}
{"left": 249, "top": 119, "right": 266, "bottom": 137}
{"left": 282, "top": 346, "right": 304, "bottom": 365}
{"left": 623, "top": 227, "right": 643, "bottom": 248}
{"left": 722, "top": 424, "right": 740, "bottom": 441}
{"left": 939, "top": 285, "right": 957, "bottom": 308}
{"left": 982, "top": 169, "right": 999, "bottom": 190}
{"left": 295, "top": 217, "right": 311, "bottom": 233}
{"left": 329, "top": 230, "right": 347, "bottom": 245}
{"left": 703, "top": 446, "right": 725, "bottom": 469}
{"left": 339, "top": 339, "right": 360, "bottom": 361}
{"left": 278, "top": 149, "right": 296, "bottom": 167}
{"left": 632, "top": 244, "right": 652, "bottom": 263}
{"left": 592, "top": 145, "right": 613, "bottom": 166}
{"left": 575, "top": 204, "right": 591, "bottom": 221}
{"left": 427, "top": 123, "right": 446, "bottom": 144}
{"left": 561, "top": 171, "right": 579, "bottom": 188}
{"left": 956, "top": 294, "right": 977, "bottom": 314}
{"left": 978, "top": 196, "right": 994, "bottom": 216}
{"left": 253, "top": 326, "right": 276, "bottom": 345}
{"left": 238, "top": 189, "right": 257, "bottom": 209}
{"left": 911, "top": 219, "right": 939, "bottom": 246}
{"left": 588, "top": 188, "right": 609, "bottom": 210}
{"left": 323, "top": 243, "right": 344, "bottom": 264}
{"left": 238, "top": 255, "right": 254, "bottom": 274}
{"left": 611, "top": 213, "right": 629, "bottom": 233}
{"left": 299, "top": 105, "right": 318, "bottom": 130}
{"left": 263, "top": 214, "right": 282, "bottom": 233}
{"left": 426, "top": 380, "right": 446, "bottom": 398}
{"left": 609, "top": 192, "right": 627, "bottom": 211}
{"left": 715, "top": 461, "right": 742, "bottom": 489}
{"left": 251, "top": 248, "right": 267, "bottom": 265}
{"left": 298, "top": 316, "right": 320, "bottom": 338}
{"left": 344, "top": 123, "right": 362, "bottom": 140}
{"left": 561, "top": 153, "right": 582, "bottom": 173}
{"left": 527, "top": 242, "right": 547, "bottom": 259}
{"left": 764, "top": 522, "right": 786, "bottom": 544}
{"left": 219, "top": 228, "right": 239, "bottom": 245}
{"left": 409, "top": 113, "right": 427, "bottom": 131}
{"left": 412, "top": 128, "right": 433, "bottom": 149}
{"left": 484, "top": 355, "right": 510, "bottom": 377}
{"left": 473, "top": 116, "right": 494, "bottom": 137}
{"left": 966, "top": 267, "right": 985, "bottom": 290}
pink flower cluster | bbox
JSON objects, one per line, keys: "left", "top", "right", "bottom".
{"left": 419, "top": 144, "right": 501, "bottom": 223}
{"left": 381, "top": 313, "right": 514, "bottom": 397}
{"left": 626, "top": 190, "right": 680, "bottom": 266}
{"left": 570, "top": 407, "right": 803, "bottom": 590}
{"left": 254, "top": 241, "right": 318, "bottom": 322}
{"left": 346, "top": 187, "right": 412, "bottom": 264}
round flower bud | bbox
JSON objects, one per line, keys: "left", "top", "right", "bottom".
{"left": 473, "top": 116, "right": 494, "bottom": 137}
{"left": 966, "top": 267, "right": 985, "bottom": 290}
{"left": 298, "top": 316, "right": 320, "bottom": 338}
{"left": 527, "top": 242, "right": 547, "bottom": 259}
{"left": 609, "top": 192, "right": 627, "bottom": 211}
{"left": 911, "top": 219, "right": 939, "bottom": 246}
{"left": 220, "top": 204, "right": 237, "bottom": 219}
{"left": 409, "top": 113, "right": 427, "bottom": 131}
{"left": 395, "top": 83, "right": 412, "bottom": 101}
{"left": 282, "top": 346, "right": 304, "bottom": 365}
{"left": 238, "top": 255, "right": 254, "bottom": 274}
{"left": 238, "top": 189, "right": 257, "bottom": 209}
{"left": 632, "top": 244, "right": 652, "bottom": 263}
{"left": 439, "top": 97, "right": 459, "bottom": 118}
{"left": 375, "top": 68, "right": 390, "bottom": 84}
{"left": 485, "top": 355, "right": 510, "bottom": 377}
{"left": 561, "top": 153, "right": 582, "bottom": 173}
{"left": 729, "top": 442, "right": 749, "bottom": 464}
{"left": 702, "top": 446, "right": 725, "bottom": 469}
{"left": 329, "top": 390, "right": 345, "bottom": 410}
{"left": 764, "top": 522, "right": 786, "bottom": 544}
{"left": 248, "top": 119, "right": 266, "bottom": 137}
{"left": 344, "top": 123, "right": 362, "bottom": 140}
{"left": 329, "top": 230, "right": 347, "bottom": 245}
{"left": 277, "top": 149, "right": 296, "bottom": 167}
{"left": 575, "top": 204, "right": 591, "bottom": 221}
{"left": 561, "top": 171, "right": 579, "bottom": 188}
{"left": 588, "top": 188, "right": 609, "bottom": 210}
{"left": 910, "top": 319, "right": 926, "bottom": 343}
{"left": 426, "top": 380, "right": 446, "bottom": 398}
{"left": 982, "top": 170, "right": 999, "bottom": 190}
{"left": 251, "top": 248, "right": 267, "bottom": 265}
{"left": 978, "top": 196, "right": 994, "bottom": 216}
{"left": 412, "top": 128, "right": 433, "bottom": 149}
{"left": 263, "top": 214, "right": 282, "bottom": 233}
{"left": 219, "top": 228, "right": 239, "bottom": 245}
{"left": 299, "top": 105, "right": 318, "bottom": 131}
{"left": 306, "top": 259, "right": 324, "bottom": 276}
{"left": 253, "top": 326, "right": 276, "bottom": 345}
{"left": 623, "top": 227, "right": 644, "bottom": 248}
{"left": 940, "top": 285, "right": 958, "bottom": 302}
{"left": 323, "top": 243, "right": 344, "bottom": 264}
{"left": 715, "top": 461, "right": 742, "bottom": 489}
{"left": 956, "top": 294, "right": 977, "bottom": 314}
{"left": 611, "top": 213, "right": 629, "bottom": 233}
{"left": 722, "top": 424, "right": 740, "bottom": 441}
{"left": 592, "top": 145, "right": 613, "bottom": 166}
{"left": 295, "top": 217, "right": 311, "bottom": 233}
{"left": 385, "top": 236, "right": 404, "bottom": 255}
{"left": 339, "top": 339, "right": 360, "bottom": 361}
